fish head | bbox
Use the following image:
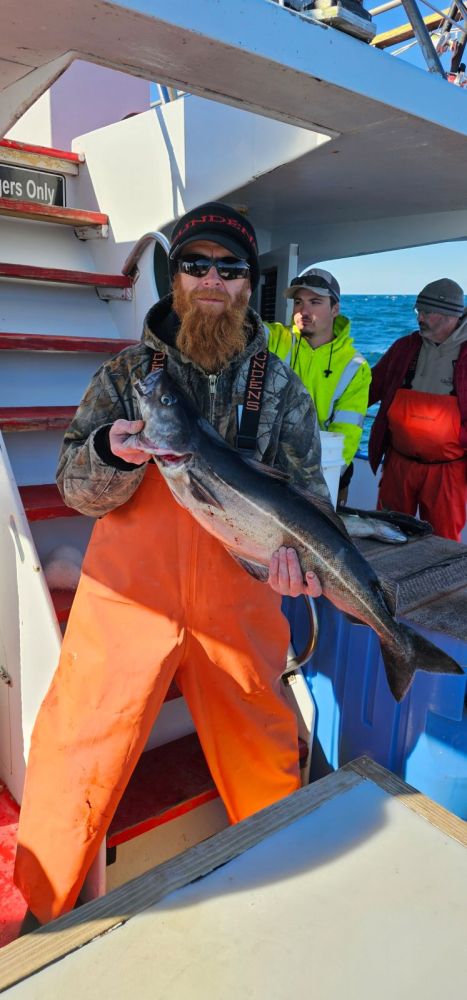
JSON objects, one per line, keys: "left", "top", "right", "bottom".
{"left": 133, "top": 370, "right": 198, "bottom": 473}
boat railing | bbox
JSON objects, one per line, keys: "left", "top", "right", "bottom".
{"left": 372, "top": 0, "right": 467, "bottom": 80}
{"left": 150, "top": 85, "right": 185, "bottom": 108}
{"left": 122, "top": 231, "right": 170, "bottom": 277}
{"left": 271, "top": 0, "right": 467, "bottom": 82}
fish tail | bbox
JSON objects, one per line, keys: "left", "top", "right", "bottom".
{"left": 380, "top": 623, "right": 464, "bottom": 702}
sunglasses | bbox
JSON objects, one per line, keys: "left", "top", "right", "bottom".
{"left": 290, "top": 275, "right": 333, "bottom": 293}
{"left": 177, "top": 255, "right": 250, "bottom": 280}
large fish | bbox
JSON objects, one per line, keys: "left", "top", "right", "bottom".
{"left": 131, "top": 370, "right": 464, "bottom": 702}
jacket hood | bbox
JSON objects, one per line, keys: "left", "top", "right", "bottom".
{"left": 142, "top": 293, "right": 266, "bottom": 371}
{"left": 414, "top": 312, "right": 467, "bottom": 394}
{"left": 419, "top": 311, "right": 467, "bottom": 351}
{"left": 291, "top": 313, "right": 351, "bottom": 349}
{"left": 332, "top": 313, "right": 352, "bottom": 343}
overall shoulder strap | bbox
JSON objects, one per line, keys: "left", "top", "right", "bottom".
{"left": 150, "top": 349, "right": 166, "bottom": 372}
{"left": 151, "top": 347, "right": 268, "bottom": 451}
{"left": 236, "top": 350, "right": 269, "bottom": 450}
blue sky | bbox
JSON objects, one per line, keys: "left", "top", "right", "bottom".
{"left": 317, "top": 241, "right": 467, "bottom": 295}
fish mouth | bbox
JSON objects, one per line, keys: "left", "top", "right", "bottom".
{"left": 135, "top": 433, "right": 190, "bottom": 466}
{"left": 154, "top": 451, "right": 191, "bottom": 469}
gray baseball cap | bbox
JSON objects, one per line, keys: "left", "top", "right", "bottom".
{"left": 415, "top": 278, "right": 465, "bottom": 317}
{"left": 284, "top": 268, "right": 340, "bottom": 302}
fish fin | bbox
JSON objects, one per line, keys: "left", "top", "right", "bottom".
{"left": 227, "top": 551, "right": 270, "bottom": 582}
{"left": 378, "top": 575, "right": 399, "bottom": 617}
{"left": 291, "top": 485, "right": 353, "bottom": 541}
{"left": 188, "top": 471, "right": 224, "bottom": 509}
{"left": 380, "top": 624, "right": 464, "bottom": 702}
{"left": 240, "top": 456, "right": 290, "bottom": 482}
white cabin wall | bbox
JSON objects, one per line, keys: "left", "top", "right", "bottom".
{"left": 7, "top": 60, "right": 150, "bottom": 151}
{"left": 6, "top": 91, "right": 53, "bottom": 147}
{"left": 48, "top": 61, "right": 150, "bottom": 151}
{"left": 71, "top": 96, "right": 328, "bottom": 265}
{"left": 181, "top": 97, "right": 330, "bottom": 213}
{"left": 69, "top": 96, "right": 328, "bottom": 337}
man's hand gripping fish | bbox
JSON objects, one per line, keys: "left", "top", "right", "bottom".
{"left": 131, "top": 370, "right": 464, "bottom": 703}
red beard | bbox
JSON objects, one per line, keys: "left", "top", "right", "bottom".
{"left": 172, "top": 276, "right": 250, "bottom": 373}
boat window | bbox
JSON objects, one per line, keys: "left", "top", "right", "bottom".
{"left": 260, "top": 267, "right": 278, "bottom": 322}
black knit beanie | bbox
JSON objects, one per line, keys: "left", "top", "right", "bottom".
{"left": 169, "top": 201, "right": 260, "bottom": 290}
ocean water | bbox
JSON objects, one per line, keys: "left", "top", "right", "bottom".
{"left": 340, "top": 294, "right": 418, "bottom": 454}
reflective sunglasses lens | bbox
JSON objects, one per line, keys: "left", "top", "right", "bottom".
{"left": 178, "top": 257, "right": 250, "bottom": 280}
{"left": 178, "top": 258, "right": 210, "bottom": 277}
{"left": 216, "top": 260, "right": 250, "bottom": 279}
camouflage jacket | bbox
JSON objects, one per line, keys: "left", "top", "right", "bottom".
{"left": 57, "top": 295, "right": 329, "bottom": 516}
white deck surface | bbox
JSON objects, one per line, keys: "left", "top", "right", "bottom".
{"left": 6, "top": 776, "right": 467, "bottom": 999}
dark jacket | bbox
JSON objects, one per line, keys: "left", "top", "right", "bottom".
{"left": 368, "top": 331, "right": 467, "bottom": 472}
{"left": 57, "top": 296, "right": 329, "bottom": 516}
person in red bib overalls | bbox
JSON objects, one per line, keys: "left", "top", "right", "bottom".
{"left": 369, "top": 278, "right": 467, "bottom": 541}
{"left": 15, "top": 203, "right": 326, "bottom": 929}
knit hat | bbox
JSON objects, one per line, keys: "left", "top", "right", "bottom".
{"left": 284, "top": 268, "right": 340, "bottom": 303}
{"left": 169, "top": 201, "right": 260, "bottom": 290}
{"left": 415, "top": 278, "right": 465, "bottom": 317}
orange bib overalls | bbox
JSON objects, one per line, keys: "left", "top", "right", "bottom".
{"left": 15, "top": 465, "right": 300, "bottom": 923}
{"left": 378, "top": 388, "right": 466, "bottom": 541}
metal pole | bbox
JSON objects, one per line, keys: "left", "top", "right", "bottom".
{"left": 447, "top": 0, "right": 467, "bottom": 23}
{"left": 369, "top": 0, "right": 402, "bottom": 15}
{"left": 400, "top": 0, "right": 447, "bottom": 72}
{"left": 437, "top": 0, "right": 467, "bottom": 25}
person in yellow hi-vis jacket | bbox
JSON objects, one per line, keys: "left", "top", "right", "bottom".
{"left": 265, "top": 268, "right": 371, "bottom": 503}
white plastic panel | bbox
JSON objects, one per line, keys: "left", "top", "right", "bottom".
{"left": 0, "top": 280, "right": 125, "bottom": 338}
{"left": 0, "top": 217, "right": 99, "bottom": 270}
{"left": 145, "top": 696, "right": 194, "bottom": 750}
{"left": 0, "top": 351, "right": 111, "bottom": 407}
{"left": 0, "top": 432, "right": 61, "bottom": 802}
{"left": 30, "top": 516, "right": 94, "bottom": 565}
{"left": 3, "top": 431, "right": 66, "bottom": 486}
{"left": 320, "top": 430, "right": 344, "bottom": 508}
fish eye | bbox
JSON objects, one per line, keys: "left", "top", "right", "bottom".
{"left": 160, "top": 393, "right": 176, "bottom": 406}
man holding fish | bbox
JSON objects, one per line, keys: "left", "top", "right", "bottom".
{"left": 16, "top": 204, "right": 463, "bottom": 930}
{"left": 15, "top": 202, "right": 328, "bottom": 926}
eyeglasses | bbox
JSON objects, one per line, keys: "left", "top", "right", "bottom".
{"left": 176, "top": 255, "right": 250, "bottom": 281}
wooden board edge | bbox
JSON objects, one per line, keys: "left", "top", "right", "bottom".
{"left": 344, "top": 756, "right": 467, "bottom": 847}
{"left": 0, "top": 768, "right": 361, "bottom": 992}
